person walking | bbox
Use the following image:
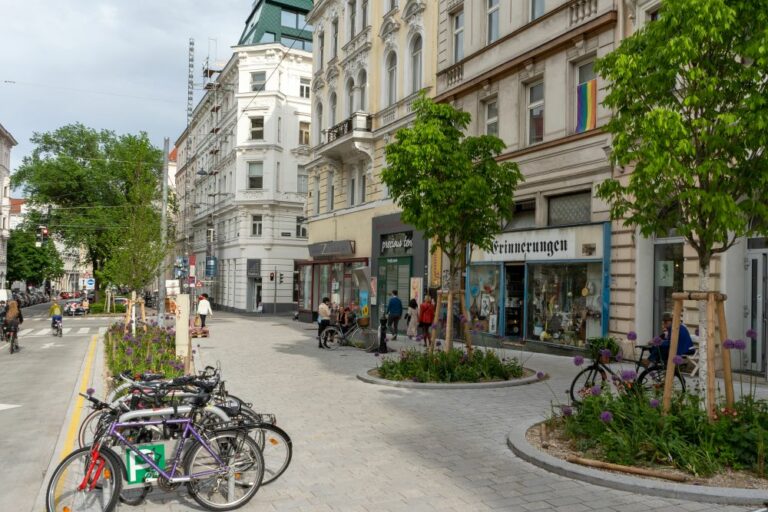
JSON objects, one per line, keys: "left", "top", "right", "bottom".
{"left": 317, "top": 297, "right": 331, "bottom": 348}
{"left": 418, "top": 294, "right": 436, "bottom": 346}
{"left": 81, "top": 297, "right": 90, "bottom": 315}
{"left": 197, "top": 294, "right": 213, "bottom": 328}
{"left": 385, "top": 290, "right": 403, "bottom": 340}
{"left": 406, "top": 298, "right": 419, "bottom": 340}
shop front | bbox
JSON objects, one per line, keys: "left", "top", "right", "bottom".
{"left": 469, "top": 223, "right": 611, "bottom": 348}
{"left": 371, "top": 214, "right": 428, "bottom": 324}
{"left": 296, "top": 240, "right": 367, "bottom": 322}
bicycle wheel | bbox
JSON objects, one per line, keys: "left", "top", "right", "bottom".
{"left": 250, "top": 424, "right": 292, "bottom": 485}
{"left": 350, "top": 327, "right": 377, "bottom": 351}
{"left": 569, "top": 366, "right": 608, "bottom": 404}
{"left": 321, "top": 327, "right": 342, "bottom": 349}
{"left": 637, "top": 365, "right": 686, "bottom": 395}
{"left": 185, "top": 430, "right": 264, "bottom": 511}
{"left": 46, "top": 446, "right": 122, "bottom": 512}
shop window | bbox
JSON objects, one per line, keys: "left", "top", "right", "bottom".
{"left": 468, "top": 265, "right": 502, "bottom": 335}
{"left": 527, "top": 263, "right": 603, "bottom": 346}
{"left": 653, "top": 242, "right": 684, "bottom": 332}
{"left": 548, "top": 192, "right": 591, "bottom": 226}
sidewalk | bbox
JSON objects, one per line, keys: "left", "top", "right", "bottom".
{"left": 133, "top": 311, "right": 753, "bottom": 512}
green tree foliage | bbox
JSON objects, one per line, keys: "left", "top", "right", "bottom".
{"left": 7, "top": 227, "right": 64, "bottom": 286}
{"left": 595, "top": 0, "right": 768, "bottom": 275}
{"left": 382, "top": 94, "right": 523, "bottom": 349}
{"left": 12, "top": 124, "right": 170, "bottom": 293}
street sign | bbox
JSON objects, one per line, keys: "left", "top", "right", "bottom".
{"left": 79, "top": 278, "right": 96, "bottom": 290}
{"left": 195, "top": 281, "right": 203, "bottom": 288}
{"left": 205, "top": 256, "right": 217, "bottom": 278}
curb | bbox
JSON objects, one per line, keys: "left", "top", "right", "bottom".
{"left": 356, "top": 369, "right": 545, "bottom": 389}
{"left": 507, "top": 417, "right": 768, "bottom": 506}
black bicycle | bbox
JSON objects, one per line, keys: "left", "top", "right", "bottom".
{"left": 570, "top": 344, "right": 686, "bottom": 404}
{"left": 7, "top": 327, "right": 18, "bottom": 354}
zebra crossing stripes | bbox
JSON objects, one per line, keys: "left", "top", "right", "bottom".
{"left": 77, "top": 327, "right": 89, "bottom": 334}
{"left": 14, "top": 326, "right": 108, "bottom": 338}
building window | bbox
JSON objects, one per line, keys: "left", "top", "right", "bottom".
{"left": 296, "top": 216, "right": 307, "bottom": 238}
{"left": 548, "top": 191, "right": 591, "bottom": 226}
{"left": 410, "top": 35, "right": 423, "bottom": 93}
{"left": 487, "top": 0, "right": 500, "bottom": 44}
{"left": 248, "top": 162, "right": 264, "bottom": 189}
{"left": 575, "top": 61, "right": 597, "bottom": 133}
{"left": 329, "top": 92, "right": 337, "bottom": 126}
{"left": 504, "top": 200, "right": 536, "bottom": 231}
{"left": 250, "top": 117, "right": 265, "bottom": 140}
{"left": 313, "top": 176, "right": 320, "bottom": 214}
{"left": 453, "top": 10, "right": 464, "bottom": 62}
{"left": 250, "top": 71, "right": 266, "bottom": 92}
{"left": 298, "top": 166, "right": 308, "bottom": 193}
{"left": 527, "top": 82, "right": 544, "bottom": 144}
{"left": 359, "top": 171, "right": 366, "bottom": 203}
{"left": 389, "top": 0, "right": 397, "bottom": 11}
{"left": 299, "top": 121, "right": 311, "bottom": 145}
{"left": 362, "top": 0, "right": 368, "bottom": 27}
{"left": 349, "top": 0, "right": 357, "bottom": 39}
{"left": 346, "top": 78, "right": 356, "bottom": 116}
{"left": 277, "top": 117, "right": 282, "bottom": 143}
{"left": 358, "top": 70, "right": 367, "bottom": 111}
{"left": 386, "top": 51, "right": 398, "bottom": 106}
{"left": 300, "top": 77, "right": 311, "bottom": 98}
{"left": 349, "top": 170, "right": 356, "bottom": 206}
{"left": 485, "top": 99, "right": 498, "bottom": 136}
{"left": 281, "top": 10, "right": 301, "bottom": 29}
{"left": 316, "top": 103, "right": 323, "bottom": 143}
{"left": 261, "top": 32, "right": 275, "bottom": 43}
{"left": 332, "top": 19, "right": 339, "bottom": 58}
{"left": 327, "top": 172, "right": 335, "bottom": 211}
{"left": 318, "top": 33, "right": 325, "bottom": 66}
{"left": 648, "top": 6, "right": 661, "bottom": 21}
{"left": 281, "top": 36, "right": 312, "bottom": 51}
{"left": 531, "top": 0, "right": 545, "bottom": 20}
{"left": 251, "top": 215, "right": 263, "bottom": 237}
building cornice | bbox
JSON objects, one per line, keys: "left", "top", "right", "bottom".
{"left": 495, "top": 127, "right": 606, "bottom": 162}
{"left": 0, "top": 123, "right": 18, "bottom": 146}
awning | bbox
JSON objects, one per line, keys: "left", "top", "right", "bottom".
{"left": 308, "top": 240, "right": 355, "bottom": 258}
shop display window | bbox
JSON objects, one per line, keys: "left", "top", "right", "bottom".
{"left": 299, "top": 265, "right": 312, "bottom": 310}
{"left": 527, "top": 263, "right": 602, "bottom": 346}
{"left": 468, "top": 264, "right": 502, "bottom": 334}
{"left": 653, "top": 242, "right": 684, "bottom": 331}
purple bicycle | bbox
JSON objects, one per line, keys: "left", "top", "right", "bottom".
{"left": 46, "top": 393, "right": 265, "bottom": 511}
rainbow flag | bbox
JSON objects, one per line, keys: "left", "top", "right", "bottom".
{"left": 576, "top": 79, "right": 597, "bottom": 133}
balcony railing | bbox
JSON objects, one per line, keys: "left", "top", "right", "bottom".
{"left": 446, "top": 62, "right": 463, "bottom": 87}
{"left": 569, "top": 0, "right": 598, "bottom": 26}
{"left": 324, "top": 113, "right": 372, "bottom": 144}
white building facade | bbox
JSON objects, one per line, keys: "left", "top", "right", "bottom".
{"left": 0, "top": 123, "right": 16, "bottom": 288}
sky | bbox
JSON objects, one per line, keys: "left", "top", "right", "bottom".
{"left": 0, "top": 0, "right": 247, "bottom": 173}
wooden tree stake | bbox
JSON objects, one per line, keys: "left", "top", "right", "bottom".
{"left": 716, "top": 300, "right": 734, "bottom": 408}
{"left": 661, "top": 299, "right": 683, "bottom": 413}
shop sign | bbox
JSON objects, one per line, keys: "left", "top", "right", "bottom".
{"left": 430, "top": 244, "right": 442, "bottom": 287}
{"left": 478, "top": 229, "right": 580, "bottom": 261}
{"left": 380, "top": 231, "right": 413, "bottom": 256}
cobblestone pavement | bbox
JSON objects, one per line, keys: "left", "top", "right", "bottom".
{"left": 132, "top": 312, "right": 758, "bottom": 512}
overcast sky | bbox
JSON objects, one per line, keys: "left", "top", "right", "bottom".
{"left": 0, "top": 0, "right": 247, "bottom": 173}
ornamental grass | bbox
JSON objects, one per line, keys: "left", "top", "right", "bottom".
{"left": 104, "top": 322, "right": 185, "bottom": 384}
{"left": 377, "top": 347, "right": 523, "bottom": 383}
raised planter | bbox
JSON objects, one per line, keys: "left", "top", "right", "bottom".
{"left": 356, "top": 368, "right": 546, "bottom": 389}
{"left": 507, "top": 417, "right": 768, "bottom": 506}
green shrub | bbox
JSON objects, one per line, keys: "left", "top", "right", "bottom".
{"left": 103, "top": 322, "right": 185, "bottom": 385}
{"left": 564, "top": 388, "right": 768, "bottom": 477}
{"left": 377, "top": 347, "right": 523, "bottom": 383}
{"left": 90, "top": 301, "right": 126, "bottom": 314}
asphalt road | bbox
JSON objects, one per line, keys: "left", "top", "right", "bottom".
{"left": 0, "top": 302, "right": 113, "bottom": 512}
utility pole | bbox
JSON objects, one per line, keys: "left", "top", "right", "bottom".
{"left": 273, "top": 265, "right": 278, "bottom": 314}
{"left": 158, "top": 137, "right": 170, "bottom": 323}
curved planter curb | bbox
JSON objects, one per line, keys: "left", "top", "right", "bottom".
{"left": 356, "top": 369, "right": 545, "bottom": 389}
{"left": 507, "top": 417, "right": 768, "bottom": 506}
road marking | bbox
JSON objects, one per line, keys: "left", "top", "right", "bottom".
{"left": 98, "top": 327, "right": 107, "bottom": 335}
{"left": 19, "top": 329, "right": 34, "bottom": 337}
{"left": 62, "top": 327, "right": 72, "bottom": 334}
{"left": 59, "top": 334, "right": 98, "bottom": 461}
{"left": 41, "top": 342, "right": 64, "bottom": 349}
{"left": 0, "top": 403, "right": 21, "bottom": 412}
{"left": 77, "top": 327, "right": 89, "bottom": 334}
{"left": 35, "top": 329, "right": 52, "bottom": 336}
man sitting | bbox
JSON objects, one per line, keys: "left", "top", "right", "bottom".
{"left": 650, "top": 312, "right": 694, "bottom": 363}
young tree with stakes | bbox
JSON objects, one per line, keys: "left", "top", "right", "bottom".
{"left": 382, "top": 94, "right": 523, "bottom": 351}
{"left": 595, "top": 0, "right": 768, "bottom": 404}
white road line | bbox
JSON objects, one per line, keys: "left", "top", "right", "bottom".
{"left": 77, "top": 327, "right": 90, "bottom": 334}
{"left": 0, "top": 404, "right": 21, "bottom": 412}
{"left": 98, "top": 327, "right": 107, "bottom": 334}
{"left": 19, "top": 329, "right": 34, "bottom": 337}
{"left": 35, "top": 329, "right": 51, "bottom": 336}
{"left": 62, "top": 328, "right": 72, "bottom": 334}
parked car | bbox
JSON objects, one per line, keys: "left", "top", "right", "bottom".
{"left": 64, "top": 299, "right": 85, "bottom": 316}
{"left": 60, "top": 291, "right": 71, "bottom": 299}
{"left": 114, "top": 297, "right": 129, "bottom": 307}
{"left": 18, "top": 292, "right": 30, "bottom": 307}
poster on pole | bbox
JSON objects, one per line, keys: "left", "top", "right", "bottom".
{"left": 410, "top": 277, "right": 423, "bottom": 304}
{"left": 165, "top": 279, "right": 180, "bottom": 297}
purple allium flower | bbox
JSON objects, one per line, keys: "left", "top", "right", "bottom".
{"left": 591, "top": 385, "right": 602, "bottom": 396}
{"left": 627, "top": 331, "right": 637, "bottom": 341}
{"left": 723, "top": 339, "right": 735, "bottom": 349}
{"left": 125, "top": 347, "right": 134, "bottom": 356}
{"left": 599, "top": 348, "right": 612, "bottom": 359}
{"left": 573, "top": 355, "right": 584, "bottom": 367}
{"left": 536, "top": 371, "right": 545, "bottom": 380}
{"left": 123, "top": 334, "right": 132, "bottom": 341}
{"left": 562, "top": 406, "right": 573, "bottom": 417}
{"left": 614, "top": 353, "right": 623, "bottom": 362}
{"left": 599, "top": 411, "right": 613, "bottom": 423}
{"left": 86, "top": 388, "right": 95, "bottom": 396}
{"left": 734, "top": 339, "right": 747, "bottom": 350}
{"left": 620, "top": 369, "right": 637, "bottom": 382}
{"left": 672, "top": 355, "right": 684, "bottom": 366}
{"left": 649, "top": 398, "right": 660, "bottom": 409}
{"left": 474, "top": 322, "right": 483, "bottom": 329}
{"left": 416, "top": 334, "right": 423, "bottom": 341}
{"left": 746, "top": 328, "right": 757, "bottom": 339}
{"left": 651, "top": 336, "right": 663, "bottom": 347}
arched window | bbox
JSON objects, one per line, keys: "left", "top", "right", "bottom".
{"left": 386, "top": 52, "right": 398, "bottom": 106}
{"left": 410, "top": 35, "right": 423, "bottom": 93}
{"left": 329, "top": 92, "right": 337, "bottom": 126}
{"left": 358, "top": 69, "right": 368, "bottom": 111}
{"left": 315, "top": 103, "right": 323, "bottom": 143}
{"left": 346, "top": 78, "right": 356, "bottom": 116}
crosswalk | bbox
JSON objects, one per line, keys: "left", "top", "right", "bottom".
{"left": 17, "top": 326, "right": 107, "bottom": 338}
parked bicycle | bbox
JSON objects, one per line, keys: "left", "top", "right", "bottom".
{"left": 570, "top": 344, "right": 686, "bottom": 404}
{"left": 321, "top": 317, "right": 378, "bottom": 351}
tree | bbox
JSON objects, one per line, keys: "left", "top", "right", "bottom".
{"left": 7, "top": 227, "right": 64, "bottom": 286}
{"left": 382, "top": 94, "right": 523, "bottom": 351}
{"left": 13, "top": 124, "right": 168, "bottom": 296}
{"left": 595, "top": 0, "right": 768, "bottom": 397}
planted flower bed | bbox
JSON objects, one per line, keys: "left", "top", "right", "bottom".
{"left": 376, "top": 347, "right": 524, "bottom": 383}
{"left": 104, "top": 322, "right": 185, "bottom": 382}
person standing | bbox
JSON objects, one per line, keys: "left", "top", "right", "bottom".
{"left": 406, "top": 298, "right": 419, "bottom": 340}
{"left": 197, "top": 294, "right": 213, "bottom": 328}
{"left": 418, "top": 294, "right": 436, "bottom": 346}
{"left": 317, "top": 297, "right": 331, "bottom": 348}
{"left": 385, "top": 290, "right": 403, "bottom": 340}
{"left": 81, "top": 297, "right": 90, "bottom": 315}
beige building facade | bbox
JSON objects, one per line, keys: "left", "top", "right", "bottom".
{"left": 301, "top": 0, "right": 438, "bottom": 321}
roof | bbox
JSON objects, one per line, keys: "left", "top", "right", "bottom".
{"left": 169, "top": 146, "right": 178, "bottom": 162}
{"left": 9, "top": 198, "right": 25, "bottom": 214}
{"left": 239, "top": 0, "right": 314, "bottom": 46}
{"left": 0, "top": 123, "right": 18, "bottom": 146}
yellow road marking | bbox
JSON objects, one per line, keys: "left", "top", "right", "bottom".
{"left": 59, "top": 334, "right": 98, "bottom": 460}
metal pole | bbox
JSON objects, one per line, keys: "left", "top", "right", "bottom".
{"left": 274, "top": 265, "right": 278, "bottom": 314}
{"left": 158, "top": 137, "right": 170, "bottom": 323}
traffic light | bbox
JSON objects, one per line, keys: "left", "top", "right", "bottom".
{"left": 279, "top": 273, "right": 284, "bottom": 284}
{"left": 41, "top": 226, "right": 49, "bottom": 241}
{"left": 36, "top": 225, "right": 49, "bottom": 246}
{"left": 269, "top": 272, "right": 275, "bottom": 281}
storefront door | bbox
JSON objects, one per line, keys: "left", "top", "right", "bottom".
{"left": 746, "top": 251, "right": 768, "bottom": 376}
{"left": 377, "top": 257, "right": 411, "bottom": 318}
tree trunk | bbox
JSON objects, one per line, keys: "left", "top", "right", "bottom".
{"left": 445, "top": 287, "right": 454, "bottom": 352}
{"left": 698, "top": 263, "right": 709, "bottom": 399}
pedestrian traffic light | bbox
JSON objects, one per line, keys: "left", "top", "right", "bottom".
{"left": 41, "top": 226, "right": 49, "bottom": 242}
{"left": 279, "top": 273, "right": 284, "bottom": 284}
{"left": 269, "top": 272, "right": 275, "bottom": 281}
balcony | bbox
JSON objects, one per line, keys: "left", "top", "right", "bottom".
{"left": 570, "top": 0, "right": 599, "bottom": 26}
{"left": 317, "top": 112, "right": 373, "bottom": 160}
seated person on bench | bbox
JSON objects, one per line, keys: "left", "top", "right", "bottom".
{"left": 649, "top": 312, "right": 694, "bottom": 363}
